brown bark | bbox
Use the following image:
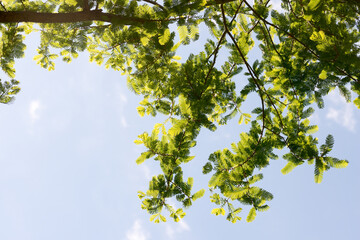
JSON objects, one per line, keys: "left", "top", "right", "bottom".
{"left": 0, "top": 10, "right": 154, "bottom": 24}
{"left": 0, "top": 0, "right": 238, "bottom": 25}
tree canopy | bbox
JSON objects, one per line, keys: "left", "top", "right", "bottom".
{"left": 0, "top": 0, "right": 359, "bottom": 223}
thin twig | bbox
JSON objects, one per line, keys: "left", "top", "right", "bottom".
{"left": 142, "top": 0, "right": 166, "bottom": 11}
{"left": 244, "top": 0, "right": 358, "bottom": 83}
{"left": 0, "top": 1, "right": 7, "bottom": 11}
{"left": 220, "top": 4, "right": 266, "bottom": 172}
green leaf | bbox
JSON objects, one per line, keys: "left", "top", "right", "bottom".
{"left": 183, "top": 156, "right": 195, "bottom": 163}
{"left": 136, "top": 151, "right": 152, "bottom": 165}
{"left": 314, "top": 158, "right": 324, "bottom": 183}
{"left": 303, "top": 14, "right": 313, "bottom": 21}
{"left": 159, "top": 28, "right": 170, "bottom": 45}
{"left": 176, "top": 208, "right": 186, "bottom": 218}
{"left": 354, "top": 98, "right": 360, "bottom": 109}
{"left": 307, "top": 0, "right": 321, "bottom": 11}
{"left": 192, "top": 189, "right": 205, "bottom": 201}
{"left": 303, "top": 118, "right": 310, "bottom": 126}
{"left": 211, "top": 208, "right": 225, "bottom": 216}
{"left": 238, "top": 114, "right": 244, "bottom": 125}
{"left": 137, "top": 191, "right": 146, "bottom": 199}
{"left": 328, "top": 158, "right": 349, "bottom": 168}
{"left": 248, "top": 173, "right": 263, "bottom": 184}
{"left": 179, "top": 94, "right": 190, "bottom": 115}
{"left": 65, "top": 0, "right": 78, "bottom": 6}
{"left": 178, "top": 25, "right": 188, "bottom": 42}
{"left": 160, "top": 215, "right": 167, "bottom": 222}
{"left": 208, "top": 173, "right": 223, "bottom": 187}
{"left": 281, "top": 161, "right": 296, "bottom": 175}
{"left": 319, "top": 70, "right": 327, "bottom": 80}
{"left": 189, "top": 25, "right": 199, "bottom": 40}
{"left": 187, "top": 177, "right": 194, "bottom": 186}
{"left": 172, "top": 55, "right": 182, "bottom": 60}
{"left": 306, "top": 125, "right": 319, "bottom": 134}
{"left": 171, "top": 42, "right": 181, "bottom": 51}
{"left": 136, "top": 106, "right": 145, "bottom": 117}
{"left": 150, "top": 213, "right": 158, "bottom": 222}
{"left": 246, "top": 207, "right": 256, "bottom": 222}
{"left": 210, "top": 193, "right": 220, "bottom": 204}
{"left": 134, "top": 139, "right": 143, "bottom": 145}
{"left": 334, "top": 160, "right": 348, "bottom": 168}
{"left": 325, "top": 135, "right": 334, "bottom": 148}
{"left": 243, "top": 113, "right": 251, "bottom": 118}
{"left": 202, "top": 162, "right": 213, "bottom": 174}
{"left": 140, "top": 37, "right": 149, "bottom": 46}
{"left": 225, "top": 188, "right": 247, "bottom": 200}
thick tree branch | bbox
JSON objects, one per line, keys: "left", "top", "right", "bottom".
{"left": 0, "top": 10, "right": 171, "bottom": 24}
{"left": 82, "top": 0, "right": 90, "bottom": 11}
{"left": 0, "top": 0, "right": 240, "bottom": 25}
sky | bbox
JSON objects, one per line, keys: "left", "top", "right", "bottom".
{"left": 1, "top": 2, "right": 360, "bottom": 240}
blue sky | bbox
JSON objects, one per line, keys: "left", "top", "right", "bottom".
{"left": 1, "top": 2, "right": 360, "bottom": 240}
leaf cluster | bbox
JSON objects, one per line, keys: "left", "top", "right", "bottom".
{"left": 0, "top": 0, "right": 358, "bottom": 223}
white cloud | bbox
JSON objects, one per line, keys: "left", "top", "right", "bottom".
{"left": 114, "top": 87, "right": 128, "bottom": 128}
{"left": 119, "top": 93, "right": 128, "bottom": 104}
{"left": 325, "top": 91, "right": 356, "bottom": 132}
{"left": 140, "top": 164, "right": 152, "bottom": 181}
{"left": 309, "top": 112, "right": 320, "bottom": 125}
{"left": 178, "top": 220, "right": 190, "bottom": 231}
{"left": 163, "top": 199, "right": 191, "bottom": 239}
{"left": 121, "top": 116, "right": 128, "bottom": 128}
{"left": 126, "top": 220, "right": 149, "bottom": 240}
{"left": 165, "top": 220, "right": 190, "bottom": 240}
{"left": 29, "top": 100, "right": 41, "bottom": 121}
{"left": 271, "top": 0, "right": 284, "bottom": 12}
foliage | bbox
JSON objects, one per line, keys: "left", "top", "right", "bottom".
{"left": 0, "top": 0, "right": 358, "bottom": 222}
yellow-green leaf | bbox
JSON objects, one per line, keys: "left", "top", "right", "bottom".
{"left": 137, "top": 106, "right": 145, "bottom": 117}
{"left": 65, "top": 0, "right": 77, "bottom": 6}
{"left": 303, "top": 119, "right": 310, "bottom": 126}
{"left": 192, "top": 189, "right": 205, "bottom": 201}
{"left": 134, "top": 139, "right": 143, "bottom": 145}
{"left": 179, "top": 94, "right": 190, "bottom": 115}
{"left": 150, "top": 213, "right": 158, "bottom": 222}
{"left": 238, "top": 115, "right": 244, "bottom": 125}
{"left": 172, "top": 55, "right": 182, "bottom": 60}
{"left": 281, "top": 161, "right": 296, "bottom": 175}
{"left": 307, "top": 0, "right": 321, "bottom": 11}
{"left": 319, "top": 70, "right": 327, "bottom": 80}
{"left": 211, "top": 208, "right": 225, "bottom": 216}
{"left": 189, "top": 25, "right": 199, "bottom": 40}
{"left": 140, "top": 37, "right": 149, "bottom": 46}
{"left": 353, "top": 98, "right": 360, "bottom": 109}
{"left": 314, "top": 171, "right": 323, "bottom": 183}
{"left": 246, "top": 207, "right": 256, "bottom": 222}
{"left": 136, "top": 151, "right": 151, "bottom": 165}
{"left": 171, "top": 42, "right": 181, "bottom": 51}
{"left": 306, "top": 125, "right": 319, "bottom": 134}
{"left": 303, "top": 14, "right": 313, "bottom": 21}
{"left": 160, "top": 215, "right": 167, "bottom": 222}
{"left": 178, "top": 25, "right": 188, "bottom": 42}
{"left": 159, "top": 28, "right": 170, "bottom": 45}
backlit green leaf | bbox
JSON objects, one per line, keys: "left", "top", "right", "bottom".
{"left": 159, "top": 28, "right": 170, "bottom": 45}
{"left": 246, "top": 207, "right": 256, "bottom": 222}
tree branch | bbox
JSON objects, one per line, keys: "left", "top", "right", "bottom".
{"left": 141, "top": 0, "right": 166, "bottom": 11}
{"left": 0, "top": 10, "right": 175, "bottom": 24}
{"left": 0, "top": 0, "right": 239, "bottom": 25}
{"left": 82, "top": 0, "right": 90, "bottom": 12}
{"left": 0, "top": 1, "right": 7, "bottom": 11}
